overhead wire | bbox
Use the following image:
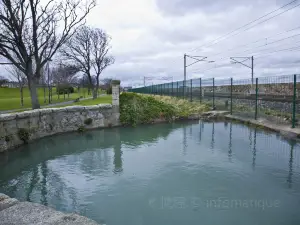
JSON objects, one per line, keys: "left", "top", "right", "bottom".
{"left": 209, "top": 26, "right": 300, "bottom": 58}
{"left": 189, "top": 0, "right": 299, "bottom": 52}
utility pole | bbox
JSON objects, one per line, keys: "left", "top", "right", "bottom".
{"left": 144, "top": 76, "right": 146, "bottom": 87}
{"left": 184, "top": 54, "right": 214, "bottom": 98}
{"left": 230, "top": 56, "right": 254, "bottom": 91}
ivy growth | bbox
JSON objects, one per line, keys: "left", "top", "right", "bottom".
{"left": 77, "top": 126, "right": 86, "bottom": 133}
{"left": 18, "top": 128, "right": 30, "bottom": 143}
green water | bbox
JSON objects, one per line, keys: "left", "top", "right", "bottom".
{"left": 0, "top": 121, "right": 300, "bottom": 225}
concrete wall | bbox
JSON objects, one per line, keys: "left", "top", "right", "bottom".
{"left": 0, "top": 84, "right": 120, "bottom": 152}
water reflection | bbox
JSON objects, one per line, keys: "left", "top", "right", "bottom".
{"left": 113, "top": 132, "right": 123, "bottom": 174}
{"left": 228, "top": 122, "right": 232, "bottom": 162}
{"left": 211, "top": 122, "right": 215, "bottom": 152}
{"left": 0, "top": 121, "right": 300, "bottom": 225}
{"left": 287, "top": 141, "right": 295, "bottom": 188}
{"left": 183, "top": 126, "right": 187, "bottom": 156}
{"left": 252, "top": 129, "right": 257, "bottom": 171}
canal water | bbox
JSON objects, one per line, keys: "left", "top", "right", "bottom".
{"left": 0, "top": 121, "right": 300, "bottom": 225}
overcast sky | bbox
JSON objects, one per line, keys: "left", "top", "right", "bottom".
{"left": 2, "top": 0, "right": 300, "bottom": 86}
{"left": 84, "top": 0, "right": 300, "bottom": 86}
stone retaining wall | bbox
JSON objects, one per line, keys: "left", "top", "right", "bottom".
{"left": 0, "top": 104, "right": 120, "bottom": 152}
{"left": 0, "top": 82, "right": 121, "bottom": 152}
{"left": 0, "top": 193, "right": 100, "bottom": 225}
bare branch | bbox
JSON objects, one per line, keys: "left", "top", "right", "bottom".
{"left": 0, "top": 0, "right": 96, "bottom": 109}
{"left": 60, "top": 26, "right": 114, "bottom": 99}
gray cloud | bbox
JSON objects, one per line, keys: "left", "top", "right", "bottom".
{"left": 155, "top": 0, "right": 294, "bottom": 16}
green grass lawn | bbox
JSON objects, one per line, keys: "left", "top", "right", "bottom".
{"left": 47, "top": 95, "right": 112, "bottom": 108}
{"left": 0, "top": 87, "right": 105, "bottom": 111}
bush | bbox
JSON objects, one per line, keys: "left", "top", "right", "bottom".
{"left": 120, "top": 93, "right": 176, "bottom": 126}
{"left": 77, "top": 126, "right": 85, "bottom": 133}
{"left": 56, "top": 85, "right": 75, "bottom": 95}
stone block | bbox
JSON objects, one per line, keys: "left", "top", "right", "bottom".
{"left": 0, "top": 196, "right": 19, "bottom": 211}
{"left": 85, "top": 105, "right": 99, "bottom": 111}
{"left": 0, "top": 113, "right": 16, "bottom": 122}
{"left": 52, "top": 108, "right": 67, "bottom": 113}
{"left": 65, "top": 106, "right": 85, "bottom": 112}
{"left": 16, "top": 110, "right": 39, "bottom": 119}
{"left": 98, "top": 104, "right": 112, "bottom": 109}
{"left": 0, "top": 122, "right": 5, "bottom": 137}
{"left": 2, "top": 120, "right": 18, "bottom": 136}
{"left": 39, "top": 109, "right": 53, "bottom": 115}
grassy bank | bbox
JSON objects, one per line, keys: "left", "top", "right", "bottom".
{"left": 120, "top": 93, "right": 210, "bottom": 126}
{"left": 46, "top": 95, "right": 112, "bottom": 108}
{"left": 0, "top": 87, "right": 104, "bottom": 111}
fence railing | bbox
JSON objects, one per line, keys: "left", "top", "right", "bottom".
{"left": 129, "top": 74, "right": 300, "bottom": 129}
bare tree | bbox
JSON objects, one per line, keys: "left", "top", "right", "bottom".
{"left": 52, "top": 64, "right": 80, "bottom": 85}
{"left": 0, "top": 0, "right": 96, "bottom": 109}
{"left": 61, "top": 26, "right": 114, "bottom": 99}
{"left": 6, "top": 66, "right": 27, "bottom": 106}
{"left": 101, "top": 78, "right": 112, "bottom": 89}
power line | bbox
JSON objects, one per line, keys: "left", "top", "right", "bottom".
{"left": 254, "top": 45, "right": 300, "bottom": 57}
{"left": 248, "top": 39, "right": 300, "bottom": 56}
{"left": 232, "top": 33, "right": 300, "bottom": 55}
{"left": 209, "top": 26, "right": 300, "bottom": 58}
{"left": 191, "top": 44, "right": 300, "bottom": 75}
{"left": 208, "top": 33, "right": 300, "bottom": 63}
{"left": 190, "top": 0, "right": 299, "bottom": 52}
{"left": 191, "top": 62, "right": 232, "bottom": 73}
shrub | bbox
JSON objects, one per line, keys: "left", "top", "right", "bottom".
{"left": 77, "top": 126, "right": 85, "bottom": 133}
{"left": 120, "top": 93, "right": 176, "bottom": 126}
{"left": 18, "top": 128, "right": 30, "bottom": 143}
{"left": 84, "top": 118, "right": 93, "bottom": 125}
{"left": 56, "top": 85, "right": 74, "bottom": 95}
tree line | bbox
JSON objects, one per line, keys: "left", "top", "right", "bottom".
{"left": 0, "top": 0, "right": 115, "bottom": 109}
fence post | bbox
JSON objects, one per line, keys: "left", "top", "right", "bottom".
{"left": 292, "top": 74, "right": 297, "bottom": 128}
{"left": 255, "top": 78, "right": 258, "bottom": 120}
{"left": 213, "top": 78, "right": 215, "bottom": 109}
{"left": 230, "top": 78, "right": 233, "bottom": 115}
{"left": 200, "top": 78, "right": 202, "bottom": 103}
{"left": 172, "top": 82, "right": 173, "bottom": 97}
{"left": 190, "top": 79, "right": 193, "bottom": 102}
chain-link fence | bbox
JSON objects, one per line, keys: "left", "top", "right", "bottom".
{"left": 130, "top": 74, "right": 300, "bottom": 129}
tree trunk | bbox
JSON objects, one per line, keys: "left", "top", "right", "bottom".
{"left": 20, "top": 86, "right": 24, "bottom": 107}
{"left": 28, "top": 77, "right": 40, "bottom": 109}
{"left": 44, "top": 86, "right": 46, "bottom": 103}
{"left": 48, "top": 86, "right": 51, "bottom": 104}
{"left": 92, "top": 87, "right": 98, "bottom": 99}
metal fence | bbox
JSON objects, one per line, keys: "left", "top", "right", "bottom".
{"left": 129, "top": 74, "right": 300, "bottom": 129}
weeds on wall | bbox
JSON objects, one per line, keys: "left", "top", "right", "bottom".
{"left": 18, "top": 128, "right": 30, "bottom": 143}
{"left": 120, "top": 93, "right": 176, "bottom": 126}
{"left": 120, "top": 93, "right": 210, "bottom": 126}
